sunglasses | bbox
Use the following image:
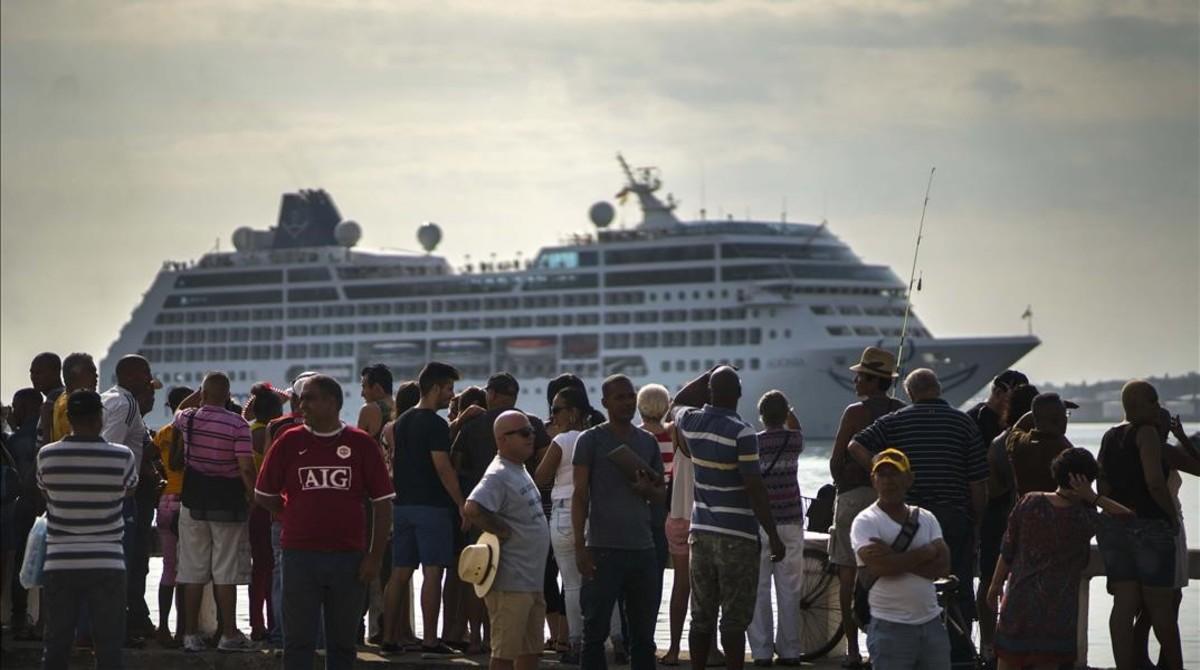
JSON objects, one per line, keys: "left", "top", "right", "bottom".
{"left": 504, "top": 427, "right": 535, "bottom": 438}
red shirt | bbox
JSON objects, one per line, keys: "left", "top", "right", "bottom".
{"left": 255, "top": 423, "right": 395, "bottom": 552}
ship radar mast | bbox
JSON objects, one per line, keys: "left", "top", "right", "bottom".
{"left": 614, "top": 153, "right": 681, "bottom": 230}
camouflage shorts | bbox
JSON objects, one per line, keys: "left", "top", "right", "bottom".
{"left": 688, "top": 532, "right": 760, "bottom": 634}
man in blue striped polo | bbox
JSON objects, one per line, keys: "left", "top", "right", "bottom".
{"left": 37, "top": 390, "right": 139, "bottom": 670}
{"left": 672, "top": 366, "right": 784, "bottom": 670}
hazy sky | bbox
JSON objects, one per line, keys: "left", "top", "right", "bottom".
{"left": 2, "top": 0, "right": 1197, "bottom": 398}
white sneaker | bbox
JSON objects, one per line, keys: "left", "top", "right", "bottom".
{"left": 182, "top": 634, "right": 207, "bottom": 653}
{"left": 218, "top": 632, "right": 262, "bottom": 653}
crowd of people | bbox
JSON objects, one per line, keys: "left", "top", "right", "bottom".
{"left": 0, "top": 347, "right": 1194, "bottom": 670}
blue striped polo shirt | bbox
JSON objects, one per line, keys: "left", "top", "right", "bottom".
{"left": 673, "top": 405, "right": 760, "bottom": 541}
{"left": 852, "top": 398, "right": 987, "bottom": 512}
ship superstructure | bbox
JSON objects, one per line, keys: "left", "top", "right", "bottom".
{"left": 101, "top": 157, "right": 1038, "bottom": 436}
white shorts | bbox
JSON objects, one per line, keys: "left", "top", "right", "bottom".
{"left": 176, "top": 505, "right": 252, "bottom": 585}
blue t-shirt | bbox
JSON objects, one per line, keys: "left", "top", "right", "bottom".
{"left": 674, "top": 405, "right": 761, "bottom": 541}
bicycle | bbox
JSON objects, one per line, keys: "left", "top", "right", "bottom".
{"left": 935, "top": 575, "right": 983, "bottom": 670}
{"left": 795, "top": 544, "right": 844, "bottom": 661}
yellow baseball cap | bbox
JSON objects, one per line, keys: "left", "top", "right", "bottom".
{"left": 872, "top": 448, "right": 911, "bottom": 474}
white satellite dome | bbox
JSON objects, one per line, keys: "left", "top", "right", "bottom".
{"left": 417, "top": 222, "right": 443, "bottom": 253}
{"left": 589, "top": 201, "right": 615, "bottom": 228}
{"left": 334, "top": 220, "right": 362, "bottom": 248}
{"left": 231, "top": 226, "right": 255, "bottom": 252}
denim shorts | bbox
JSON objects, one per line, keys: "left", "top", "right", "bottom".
{"left": 1097, "top": 517, "right": 1177, "bottom": 589}
{"left": 392, "top": 504, "right": 454, "bottom": 568}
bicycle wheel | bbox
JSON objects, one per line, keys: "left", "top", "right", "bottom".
{"left": 796, "top": 547, "right": 844, "bottom": 661}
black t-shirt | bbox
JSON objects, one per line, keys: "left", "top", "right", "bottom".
{"left": 451, "top": 407, "right": 550, "bottom": 490}
{"left": 967, "top": 403, "right": 1004, "bottom": 446}
{"left": 393, "top": 408, "right": 453, "bottom": 508}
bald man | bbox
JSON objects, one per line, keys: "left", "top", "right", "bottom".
{"left": 464, "top": 411, "right": 550, "bottom": 670}
{"left": 100, "top": 354, "right": 160, "bottom": 640}
{"left": 1096, "top": 380, "right": 1182, "bottom": 670}
{"left": 672, "top": 366, "right": 783, "bottom": 670}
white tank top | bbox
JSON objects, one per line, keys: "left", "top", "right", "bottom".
{"left": 551, "top": 430, "right": 581, "bottom": 501}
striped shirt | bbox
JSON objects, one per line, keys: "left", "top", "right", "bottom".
{"left": 101, "top": 385, "right": 148, "bottom": 466}
{"left": 757, "top": 429, "right": 804, "bottom": 525}
{"left": 37, "top": 436, "right": 137, "bottom": 572}
{"left": 852, "top": 398, "right": 987, "bottom": 512}
{"left": 673, "top": 405, "right": 760, "bottom": 541}
{"left": 173, "top": 406, "right": 252, "bottom": 478}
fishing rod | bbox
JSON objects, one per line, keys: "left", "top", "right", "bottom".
{"left": 893, "top": 167, "right": 936, "bottom": 394}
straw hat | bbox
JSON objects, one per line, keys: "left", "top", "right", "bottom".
{"left": 848, "top": 346, "right": 899, "bottom": 379}
{"left": 457, "top": 532, "right": 501, "bottom": 597}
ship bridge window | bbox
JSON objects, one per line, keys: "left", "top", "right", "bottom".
{"left": 606, "top": 267, "right": 716, "bottom": 288}
{"left": 523, "top": 273, "right": 599, "bottom": 292}
{"left": 605, "top": 245, "right": 714, "bottom": 265}
{"left": 345, "top": 277, "right": 517, "bottom": 299}
{"left": 337, "top": 265, "right": 445, "bottom": 281}
{"left": 535, "top": 250, "right": 599, "bottom": 269}
{"left": 163, "top": 290, "right": 283, "bottom": 309}
{"left": 720, "top": 243, "right": 853, "bottom": 262}
{"left": 289, "top": 287, "right": 340, "bottom": 302}
{"left": 721, "top": 264, "right": 898, "bottom": 283}
{"left": 826, "top": 326, "right": 850, "bottom": 336}
{"left": 174, "top": 270, "right": 282, "bottom": 289}
{"left": 288, "top": 267, "right": 331, "bottom": 283}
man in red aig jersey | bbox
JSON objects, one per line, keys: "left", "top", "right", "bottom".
{"left": 254, "top": 374, "right": 394, "bottom": 670}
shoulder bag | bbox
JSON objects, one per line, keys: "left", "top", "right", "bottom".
{"left": 179, "top": 409, "right": 248, "bottom": 522}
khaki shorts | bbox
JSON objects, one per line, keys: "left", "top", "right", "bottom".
{"left": 176, "top": 505, "right": 251, "bottom": 585}
{"left": 828, "top": 486, "right": 876, "bottom": 567}
{"left": 484, "top": 590, "right": 546, "bottom": 660}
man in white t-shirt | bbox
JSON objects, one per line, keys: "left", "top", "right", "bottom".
{"left": 850, "top": 449, "right": 952, "bottom": 670}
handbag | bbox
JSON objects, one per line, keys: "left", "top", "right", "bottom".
{"left": 852, "top": 505, "right": 921, "bottom": 627}
{"left": 19, "top": 514, "right": 48, "bottom": 589}
{"left": 179, "top": 409, "right": 247, "bottom": 523}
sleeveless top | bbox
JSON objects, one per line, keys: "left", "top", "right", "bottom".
{"left": 835, "top": 396, "right": 906, "bottom": 492}
{"left": 1097, "top": 423, "right": 1171, "bottom": 520}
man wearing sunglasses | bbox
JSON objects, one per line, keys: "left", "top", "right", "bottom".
{"left": 464, "top": 411, "right": 551, "bottom": 670}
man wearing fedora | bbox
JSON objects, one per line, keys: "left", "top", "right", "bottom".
{"left": 463, "top": 410, "right": 550, "bottom": 670}
{"left": 827, "top": 347, "right": 905, "bottom": 669}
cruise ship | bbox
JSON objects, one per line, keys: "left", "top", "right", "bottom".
{"left": 100, "top": 156, "right": 1039, "bottom": 436}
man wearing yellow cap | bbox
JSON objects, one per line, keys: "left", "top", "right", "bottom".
{"left": 850, "top": 449, "right": 951, "bottom": 670}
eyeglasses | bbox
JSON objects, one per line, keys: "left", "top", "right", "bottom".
{"left": 504, "top": 427, "right": 535, "bottom": 438}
